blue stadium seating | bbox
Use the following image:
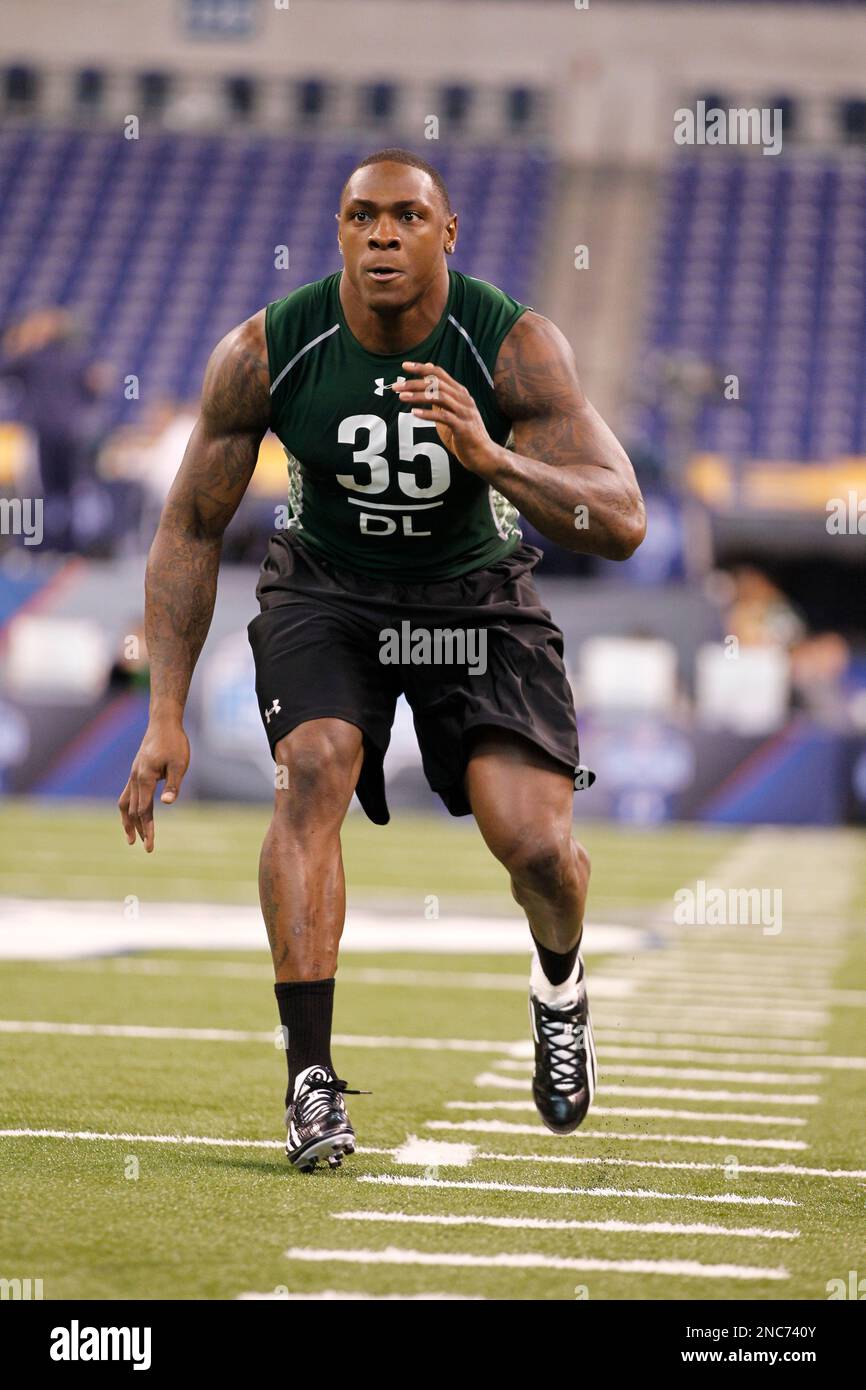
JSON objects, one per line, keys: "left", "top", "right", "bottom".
{"left": 0, "top": 129, "right": 552, "bottom": 429}
{"left": 634, "top": 156, "right": 866, "bottom": 461}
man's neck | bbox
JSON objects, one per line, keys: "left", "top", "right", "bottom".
{"left": 338, "top": 263, "right": 450, "bottom": 354}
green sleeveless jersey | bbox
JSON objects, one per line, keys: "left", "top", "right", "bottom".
{"left": 265, "top": 268, "right": 529, "bottom": 581}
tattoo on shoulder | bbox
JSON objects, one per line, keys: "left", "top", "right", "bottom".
{"left": 493, "top": 310, "right": 581, "bottom": 422}
{"left": 203, "top": 313, "right": 271, "bottom": 437}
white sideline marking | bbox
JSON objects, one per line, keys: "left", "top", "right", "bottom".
{"left": 333, "top": 1211, "right": 799, "bottom": 1240}
{"left": 0, "top": 898, "right": 642, "bottom": 959}
{"left": 357, "top": 1175, "right": 798, "bottom": 1207}
{"left": 237, "top": 1290, "right": 486, "bottom": 1300}
{"left": 474, "top": 1074, "right": 820, "bottom": 1103}
{"left": 283, "top": 1246, "right": 789, "bottom": 1281}
{"left": 426, "top": 1121, "right": 807, "bottom": 1150}
{"left": 482, "top": 1065, "right": 823, "bottom": 1085}
{"left": 446, "top": 1102, "right": 807, "bottom": 1126}
{"left": 5, "top": 1130, "right": 865, "bottom": 1179}
{"left": 392, "top": 1136, "right": 476, "bottom": 1167}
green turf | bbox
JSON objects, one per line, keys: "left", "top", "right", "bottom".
{"left": 0, "top": 801, "right": 864, "bottom": 1300}
{"left": 0, "top": 797, "right": 744, "bottom": 909}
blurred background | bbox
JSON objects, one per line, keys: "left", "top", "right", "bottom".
{"left": 1, "top": 0, "right": 865, "bottom": 827}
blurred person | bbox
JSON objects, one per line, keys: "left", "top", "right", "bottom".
{"left": 100, "top": 399, "right": 199, "bottom": 543}
{"left": 725, "top": 565, "right": 808, "bottom": 649}
{"left": 0, "top": 308, "right": 112, "bottom": 551}
{"left": 118, "top": 149, "right": 646, "bottom": 1171}
{"left": 725, "top": 565, "right": 851, "bottom": 723}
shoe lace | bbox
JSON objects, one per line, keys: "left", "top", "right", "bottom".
{"left": 538, "top": 1003, "right": 585, "bottom": 1093}
{"left": 295, "top": 1074, "right": 372, "bottom": 1126}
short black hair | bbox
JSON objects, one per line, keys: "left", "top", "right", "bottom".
{"left": 341, "top": 148, "right": 452, "bottom": 217}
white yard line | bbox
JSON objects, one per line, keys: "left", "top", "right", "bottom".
{"left": 2, "top": 1016, "right": 832, "bottom": 1057}
{"left": 45, "top": 959, "right": 623, "bottom": 997}
{"left": 426, "top": 1120, "right": 807, "bottom": 1150}
{"left": 465, "top": 1151, "right": 866, "bottom": 1180}
{"left": 236, "top": 1290, "right": 486, "bottom": 1300}
{"left": 611, "top": 972, "right": 846, "bottom": 997}
{"left": 446, "top": 1101, "right": 808, "bottom": 1126}
{"left": 283, "top": 1246, "right": 789, "bottom": 1281}
{"left": 0, "top": 1127, "right": 282, "bottom": 1148}
{"left": 357, "top": 1175, "right": 799, "bottom": 1206}
{"left": 473, "top": 1075, "right": 820, "bottom": 1102}
{"left": 4, "top": 1129, "right": 865, "bottom": 1180}
{"left": 0, "top": 1020, "right": 524, "bottom": 1054}
{"left": 481, "top": 1065, "right": 824, "bottom": 1084}
{"left": 332, "top": 1211, "right": 799, "bottom": 1240}
{"left": 494, "top": 1050, "right": 866, "bottom": 1072}
{"left": 589, "top": 1031, "right": 826, "bottom": 1052}
{"left": 588, "top": 1004, "right": 827, "bottom": 1028}
{"left": 46, "top": 955, "right": 862, "bottom": 1002}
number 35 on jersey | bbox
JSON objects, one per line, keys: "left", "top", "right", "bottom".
{"left": 336, "top": 412, "right": 450, "bottom": 538}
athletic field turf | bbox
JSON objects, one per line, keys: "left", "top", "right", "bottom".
{"left": 1, "top": 800, "right": 864, "bottom": 1301}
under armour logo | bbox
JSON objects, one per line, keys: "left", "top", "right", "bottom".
{"left": 264, "top": 698, "right": 281, "bottom": 724}
{"left": 374, "top": 375, "right": 406, "bottom": 396}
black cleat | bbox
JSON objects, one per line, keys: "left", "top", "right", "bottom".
{"left": 529, "top": 954, "right": 597, "bottom": 1135}
{"left": 285, "top": 1063, "right": 369, "bottom": 1173}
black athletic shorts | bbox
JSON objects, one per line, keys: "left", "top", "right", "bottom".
{"left": 247, "top": 531, "right": 593, "bottom": 824}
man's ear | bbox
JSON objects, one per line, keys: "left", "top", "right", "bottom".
{"left": 445, "top": 212, "right": 458, "bottom": 254}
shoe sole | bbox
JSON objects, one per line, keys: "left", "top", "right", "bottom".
{"left": 287, "top": 1130, "right": 356, "bottom": 1173}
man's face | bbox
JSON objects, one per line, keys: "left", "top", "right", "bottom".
{"left": 337, "top": 162, "right": 456, "bottom": 312}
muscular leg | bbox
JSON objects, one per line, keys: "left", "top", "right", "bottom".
{"left": 259, "top": 717, "right": 364, "bottom": 982}
{"left": 464, "top": 729, "right": 590, "bottom": 957}
{"left": 466, "top": 729, "right": 595, "bottom": 1133}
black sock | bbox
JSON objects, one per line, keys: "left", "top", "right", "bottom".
{"left": 530, "top": 929, "right": 580, "bottom": 986}
{"left": 274, "top": 978, "right": 335, "bottom": 1107}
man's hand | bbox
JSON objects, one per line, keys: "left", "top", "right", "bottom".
{"left": 393, "top": 361, "right": 496, "bottom": 474}
{"left": 118, "top": 720, "right": 190, "bottom": 853}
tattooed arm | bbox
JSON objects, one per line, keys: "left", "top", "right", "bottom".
{"left": 396, "top": 311, "right": 646, "bottom": 560}
{"left": 118, "top": 311, "right": 270, "bottom": 851}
